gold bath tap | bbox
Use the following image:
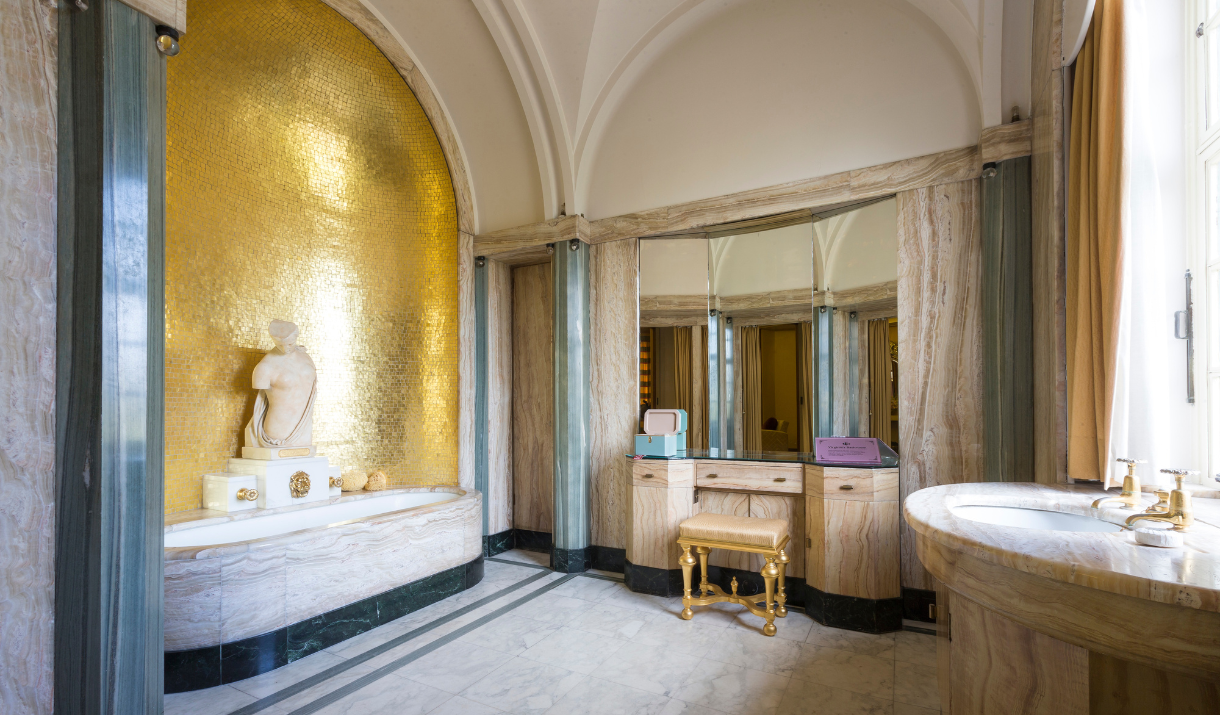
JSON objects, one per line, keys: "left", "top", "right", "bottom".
{"left": 1125, "top": 470, "right": 1197, "bottom": 532}
{"left": 1092, "top": 458, "right": 1145, "bottom": 510}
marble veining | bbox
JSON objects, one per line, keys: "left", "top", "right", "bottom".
{"left": 904, "top": 482, "right": 1220, "bottom": 612}
{"left": 589, "top": 239, "right": 638, "bottom": 552}
{"left": 486, "top": 259, "right": 513, "bottom": 535}
{"left": 512, "top": 262, "right": 554, "bottom": 533}
{"left": 164, "top": 488, "right": 481, "bottom": 650}
{"left": 459, "top": 231, "right": 476, "bottom": 491}
{"left": 0, "top": 1, "right": 57, "bottom": 712}
{"left": 896, "top": 180, "right": 984, "bottom": 591}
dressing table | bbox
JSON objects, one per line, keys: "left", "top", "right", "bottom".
{"left": 625, "top": 449, "right": 903, "bottom": 632}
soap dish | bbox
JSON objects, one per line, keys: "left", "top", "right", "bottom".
{"left": 1133, "top": 527, "right": 1183, "bottom": 548}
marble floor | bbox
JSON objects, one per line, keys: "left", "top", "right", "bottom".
{"left": 165, "top": 549, "right": 940, "bottom": 715}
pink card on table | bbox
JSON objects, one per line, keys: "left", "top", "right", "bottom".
{"left": 815, "top": 437, "right": 882, "bottom": 465}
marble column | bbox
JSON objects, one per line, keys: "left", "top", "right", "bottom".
{"left": 552, "top": 239, "right": 591, "bottom": 572}
{"left": 815, "top": 305, "right": 835, "bottom": 437}
{"left": 55, "top": 0, "right": 166, "bottom": 709}
{"left": 474, "top": 257, "right": 489, "bottom": 539}
{"left": 982, "top": 157, "right": 1034, "bottom": 482}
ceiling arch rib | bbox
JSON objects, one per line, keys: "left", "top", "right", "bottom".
{"left": 472, "top": 0, "right": 565, "bottom": 219}
{"left": 465, "top": 0, "right": 1004, "bottom": 221}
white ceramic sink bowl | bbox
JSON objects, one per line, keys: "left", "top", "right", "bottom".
{"left": 951, "top": 505, "right": 1124, "bottom": 533}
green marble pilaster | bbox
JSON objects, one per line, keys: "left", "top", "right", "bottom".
{"left": 55, "top": 1, "right": 166, "bottom": 711}
{"left": 815, "top": 305, "right": 835, "bottom": 437}
{"left": 982, "top": 157, "right": 1033, "bottom": 482}
{"left": 551, "top": 240, "right": 591, "bottom": 572}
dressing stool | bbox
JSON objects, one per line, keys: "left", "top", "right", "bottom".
{"left": 676, "top": 512, "right": 789, "bottom": 636}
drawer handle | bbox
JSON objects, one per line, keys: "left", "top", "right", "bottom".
{"left": 642, "top": 474, "right": 654, "bottom": 479}
{"left": 706, "top": 474, "right": 718, "bottom": 478}
{"left": 839, "top": 484, "right": 854, "bottom": 491}
{"left": 773, "top": 477, "right": 786, "bottom": 483}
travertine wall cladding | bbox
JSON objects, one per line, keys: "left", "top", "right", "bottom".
{"left": 0, "top": 1, "right": 58, "bottom": 712}
{"left": 165, "top": 0, "right": 460, "bottom": 512}
{"left": 897, "top": 179, "right": 984, "bottom": 590}
{"left": 590, "top": 239, "right": 638, "bottom": 551}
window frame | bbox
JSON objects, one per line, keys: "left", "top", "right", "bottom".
{"left": 1190, "top": 0, "right": 1220, "bottom": 482}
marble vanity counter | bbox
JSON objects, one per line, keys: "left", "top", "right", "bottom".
{"left": 905, "top": 482, "right": 1220, "bottom": 679}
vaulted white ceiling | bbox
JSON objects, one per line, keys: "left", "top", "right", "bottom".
{"left": 363, "top": 0, "right": 1020, "bottom": 233}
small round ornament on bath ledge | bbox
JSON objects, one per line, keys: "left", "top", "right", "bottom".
{"left": 364, "top": 470, "right": 388, "bottom": 491}
{"left": 340, "top": 468, "right": 368, "bottom": 492}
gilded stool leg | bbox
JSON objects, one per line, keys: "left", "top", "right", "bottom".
{"left": 761, "top": 557, "right": 780, "bottom": 637}
{"left": 775, "top": 548, "right": 789, "bottom": 618}
{"left": 679, "top": 544, "right": 696, "bottom": 620}
{"left": 696, "top": 546, "right": 711, "bottom": 597}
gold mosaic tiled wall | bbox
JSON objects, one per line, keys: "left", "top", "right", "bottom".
{"left": 164, "top": 0, "right": 459, "bottom": 513}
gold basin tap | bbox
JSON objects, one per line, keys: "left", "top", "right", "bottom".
{"left": 1092, "top": 457, "right": 1145, "bottom": 510}
{"left": 1125, "top": 470, "right": 1196, "bottom": 531}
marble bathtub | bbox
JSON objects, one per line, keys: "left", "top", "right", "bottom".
{"left": 164, "top": 486, "right": 483, "bottom": 693}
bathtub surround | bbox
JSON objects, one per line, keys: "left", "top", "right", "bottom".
{"left": 552, "top": 240, "right": 593, "bottom": 573}
{"left": 164, "top": 488, "right": 481, "bottom": 650}
{"left": 54, "top": 0, "right": 167, "bottom": 709}
{"left": 164, "top": 487, "right": 481, "bottom": 691}
{"left": 165, "top": 557, "right": 486, "bottom": 693}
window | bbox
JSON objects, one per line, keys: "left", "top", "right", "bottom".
{"left": 1192, "top": 0, "right": 1220, "bottom": 480}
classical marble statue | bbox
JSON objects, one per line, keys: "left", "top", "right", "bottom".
{"left": 244, "top": 320, "right": 318, "bottom": 449}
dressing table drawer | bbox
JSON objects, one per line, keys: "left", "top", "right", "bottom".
{"left": 695, "top": 462, "right": 802, "bottom": 493}
{"left": 632, "top": 460, "right": 694, "bottom": 488}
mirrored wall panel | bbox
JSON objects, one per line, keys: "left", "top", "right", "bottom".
{"left": 637, "top": 197, "right": 901, "bottom": 456}
{"left": 639, "top": 239, "right": 710, "bottom": 448}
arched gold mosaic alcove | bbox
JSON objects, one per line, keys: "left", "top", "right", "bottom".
{"left": 165, "top": 0, "right": 458, "bottom": 513}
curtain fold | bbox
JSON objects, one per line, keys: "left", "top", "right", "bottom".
{"left": 797, "top": 322, "right": 814, "bottom": 452}
{"left": 1067, "top": 0, "right": 1125, "bottom": 486}
{"left": 740, "top": 325, "right": 763, "bottom": 451}
{"left": 869, "top": 319, "right": 892, "bottom": 447}
{"left": 675, "top": 326, "right": 692, "bottom": 418}
{"left": 701, "top": 325, "right": 710, "bottom": 448}
{"left": 689, "top": 325, "right": 705, "bottom": 449}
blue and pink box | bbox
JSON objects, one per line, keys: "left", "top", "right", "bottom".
{"left": 634, "top": 409, "right": 688, "bottom": 457}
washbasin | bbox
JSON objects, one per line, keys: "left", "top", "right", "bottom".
{"left": 951, "top": 505, "right": 1123, "bottom": 533}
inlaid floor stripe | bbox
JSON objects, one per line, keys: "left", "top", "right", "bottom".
{"left": 486, "top": 556, "right": 550, "bottom": 570}
{"left": 228, "top": 567, "right": 552, "bottom": 715}
{"left": 284, "top": 574, "right": 580, "bottom": 715}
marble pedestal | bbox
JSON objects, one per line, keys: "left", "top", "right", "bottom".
{"left": 202, "top": 473, "right": 260, "bottom": 513}
{"left": 241, "top": 445, "right": 317, "bottom": 460}
{"left": 227, "top": 456, "right": 330, "bottom": 509}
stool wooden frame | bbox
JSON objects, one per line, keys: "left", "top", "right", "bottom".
{"left": 677, "top": 535, "right": 790, "bottom": 636}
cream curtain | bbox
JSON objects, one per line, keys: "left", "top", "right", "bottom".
{"left": 739, "top": 325, "right": 763, "bottom": 451}
{"left": 1067, "top": 0, "right": 1125, "bottom": 486}
{"left": 868, "top": 319, "right": 891, "bottom": 447}
{"left": 797, "top": 322, "right": 814, "bottom": 452}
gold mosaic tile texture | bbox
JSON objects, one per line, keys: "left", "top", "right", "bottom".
{"left": 164, "top": 0, "right": 459, "bottom": 513}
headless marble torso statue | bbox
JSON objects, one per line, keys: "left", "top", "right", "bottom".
{"left": 244, "top": 320, "right": 318, "bottom": 449}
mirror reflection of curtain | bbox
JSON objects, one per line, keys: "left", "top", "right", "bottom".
{"left": 688, "top": 326, "right": 705, "bottom": 449}
{"left": 868, "top": 319, "right": 892, "bottom": 445}
{"left": 675, "top": 327, "right": 692, "bottom": 416}
{"left": 700, "top": 326, "right": 709, "bottom": 448}
{"left": 797, "top": 321, "right": 814, "bottom": 452}
{"left": 739, "top": 325, "right": 763, "bottom": 451}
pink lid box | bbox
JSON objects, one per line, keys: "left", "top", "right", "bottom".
{"left": 815, "top": 437, "right": 882, "bottom": 465}
{"left": 643, "top": 409, "right": 687, "bottom": 435}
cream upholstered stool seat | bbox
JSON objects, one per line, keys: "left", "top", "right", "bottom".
{"left": 676, "top": 512, "right": 790, "bottom": 636}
